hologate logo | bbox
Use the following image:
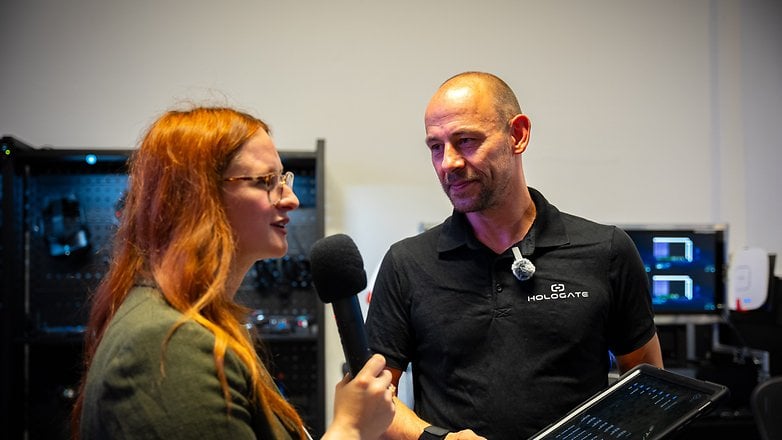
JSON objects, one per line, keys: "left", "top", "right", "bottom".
{"left": 527, "top": 283, "right": 589, "bottom": 302}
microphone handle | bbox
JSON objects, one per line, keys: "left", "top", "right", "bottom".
{"left": 331, "top": 296, "right": 372, "bottom": 377}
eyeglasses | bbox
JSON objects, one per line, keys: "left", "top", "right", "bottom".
{"left": 223, "top": 171, "right": 294, "bottom": 205}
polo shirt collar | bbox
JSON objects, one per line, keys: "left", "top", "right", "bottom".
{"left": 437, "top": 187, "right": 570, "bottom": 255}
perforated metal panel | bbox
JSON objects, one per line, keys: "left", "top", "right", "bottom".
{"left": 26, "top": 171, "right": 127, "bottom": 334}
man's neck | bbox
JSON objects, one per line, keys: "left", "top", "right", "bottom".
{"left": 466, "top": 189, "right": 536, "bottom": 255}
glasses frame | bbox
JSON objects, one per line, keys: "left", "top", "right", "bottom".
{"left": 223, "top": 171, "right": 294, "bottom": 205}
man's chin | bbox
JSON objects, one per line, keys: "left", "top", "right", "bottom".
{"left": 448, "top": 197, "right": 481, "bottom": 213}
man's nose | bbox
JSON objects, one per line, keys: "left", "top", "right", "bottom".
{"left": 441, "top": 144, "right": 464, "bottom": 171}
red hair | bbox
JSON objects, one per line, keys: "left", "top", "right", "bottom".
{"left": 72, "top": 107, "right": 306, "bottom": 439}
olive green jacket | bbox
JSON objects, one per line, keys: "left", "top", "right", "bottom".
{"left": 80, "top": 286, "right": 297, "bottom": 439}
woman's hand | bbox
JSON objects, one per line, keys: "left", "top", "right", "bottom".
{"left": 323, "top": 354, "right": 395, "bottom": 440}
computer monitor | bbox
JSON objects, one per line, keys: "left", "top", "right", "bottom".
{"left": 621, "top": 224, "right": 727, "bottom": 315}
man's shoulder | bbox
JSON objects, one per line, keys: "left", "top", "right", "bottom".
{"left": 530, "top": 187, "right": 615, "bottom": 245}
{"left": 560, "top": 211, "right": 616, "bottom": 233}
{"left": 550, "top": 206, "right": 617, "bottom": 240}
{"left": 554, "top": 212, "right": 639, "bottom": 260}
{"left": 390, "top": 221, "right": 445, "bottom": 251}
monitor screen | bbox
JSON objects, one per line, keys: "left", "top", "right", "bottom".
{"left": 621, "top": 225, "right": 726, "bottom": 314}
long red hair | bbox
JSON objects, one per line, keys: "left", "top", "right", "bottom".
{"left": 72, "top": 107, "right": 306, "bottom": 439}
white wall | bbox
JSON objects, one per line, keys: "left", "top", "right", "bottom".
{"left": 2, "top": 0, "right": 780, "bottom": 427}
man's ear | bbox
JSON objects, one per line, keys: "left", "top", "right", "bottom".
{"left": 510, "top": 114, "right": 531, "bottom": 154}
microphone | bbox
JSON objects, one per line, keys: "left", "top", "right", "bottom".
{"left": 309, "top": 233, "right": 371, "bottom": 378}
{"left": 511, "top": 246, "right": 535, "bottom": 281}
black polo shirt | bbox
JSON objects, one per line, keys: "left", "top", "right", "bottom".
{"left": 365, "top": 187, "right": 656, "bottom": 439}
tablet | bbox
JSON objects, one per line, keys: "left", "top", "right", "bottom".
{"left": 529, "top": 364, "right": 729, "bottom": 440}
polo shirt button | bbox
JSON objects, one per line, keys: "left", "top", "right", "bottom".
{"left": 495, "top": 283, "right": 503, "bottom": 293}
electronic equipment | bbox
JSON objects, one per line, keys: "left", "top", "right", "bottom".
{"left": 531, "top": 364, "right": 729, "bottom": 440}
{"left": 728, "top": 247, "right": 773, "bottom": 311}
{"left": 621, "top": 224, "right": 727, "bottom": 315}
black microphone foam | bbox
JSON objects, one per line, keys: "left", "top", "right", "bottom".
{"left": 309, "top": 233, "right": 371, "bottom": 377}
{"left": 310, "top": 233, "right": 368, "bottom": 302}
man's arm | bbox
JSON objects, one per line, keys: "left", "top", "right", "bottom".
{"left": 379, "top": 368, "right": 486, "bottom": 440}
{"left": 378, "top": 368, "right": 427, "bottom": 440}
{"left": 615, "top": 333, "right": 664, "bottom": 373}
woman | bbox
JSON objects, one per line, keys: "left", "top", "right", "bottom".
{"left": 72, "top": 107, "right": 395, "bottom": 439}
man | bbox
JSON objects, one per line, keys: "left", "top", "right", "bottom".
{"left": 365, "top": 72, "right": 663, "bottom": 440}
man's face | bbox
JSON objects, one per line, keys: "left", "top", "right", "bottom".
{"left": 424, "top": 85, "right": 517, "bottom": 213}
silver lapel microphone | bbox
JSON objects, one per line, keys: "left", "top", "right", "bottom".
{"left": 511, "top": 246, "right": 535, "bottom": 281}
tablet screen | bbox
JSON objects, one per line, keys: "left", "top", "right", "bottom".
{"left": 531, "top": 365, "right": 728, "bottom": 440}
